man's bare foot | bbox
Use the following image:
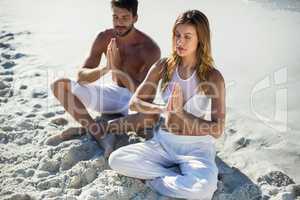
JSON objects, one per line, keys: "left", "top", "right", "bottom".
{"left": 98, "top": 134, "right": 116, "bottom": 159}
{"left": 88, "top": 121, "right": 115, "bottom": 159}
{"left": 46, "top": 127, "right": 86, "bottom": 146}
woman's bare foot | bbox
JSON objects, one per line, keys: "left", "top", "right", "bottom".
{"left": 46, "top": 127, "right": 86, "bottom": 146}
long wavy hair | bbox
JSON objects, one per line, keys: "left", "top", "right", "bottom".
{"left": 161, "top": 10, "right": 215, "bottom": 94}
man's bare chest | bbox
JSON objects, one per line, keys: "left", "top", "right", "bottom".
{"left": 119, "top": 44, "right": 144, "bottom": 71}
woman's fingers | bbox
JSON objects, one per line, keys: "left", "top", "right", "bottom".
{"left": 171, "top": 83, "right": 184, "bottom": 112}
{"left": 166, "top": 89, "right": 173, "bottom": 112}
{"left": 166, "top": 96, "right": 172, "bottom": 112}
{"left": 166, "top": 83, "right": 176, "bottom": 112}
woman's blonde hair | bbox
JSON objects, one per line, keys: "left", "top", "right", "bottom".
{"left": 161, "top": 10, "right": 215, "bottom": 93}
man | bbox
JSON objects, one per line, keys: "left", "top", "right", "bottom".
{"left": 47, "top": 0, "right": 160, "bottom": 158}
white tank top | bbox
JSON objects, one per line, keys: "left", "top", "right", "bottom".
{"left": 162, "top": 66, "right": 199, "bottom": 103}
{"left": 158, "top": 65, "right": 214, "bottom": 144}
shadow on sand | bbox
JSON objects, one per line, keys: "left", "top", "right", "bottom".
{"left": 94, "top": 114, "right": 263, "bottom": 200}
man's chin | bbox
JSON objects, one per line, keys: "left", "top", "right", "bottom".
{"left": 115, "top": 31, "right": 127, "bottom": 37}
{"left": 114, "top": 27, "right": 133, "bottom": 37}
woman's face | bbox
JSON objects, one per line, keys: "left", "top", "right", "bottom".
{"left": 174, "top": 23, "right": 199, "bottom": 57}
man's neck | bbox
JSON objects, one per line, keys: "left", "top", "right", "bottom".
{"left": 117, "top": 27, "right": 138, "bottom": 44}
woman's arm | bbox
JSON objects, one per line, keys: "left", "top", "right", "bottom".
{"left": 167, "top": 69, "right": 226, "bottom": 139}
{"left": 130, "top": 97, "right": 165, "bottom": 114}
{"left": 129, "top": 59, "right": 166, "bottom": 116}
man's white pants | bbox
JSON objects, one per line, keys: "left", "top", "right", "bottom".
{"left": 109, "top": 131, "right": 218, "bottom": 200}
{"left": 70, "top": 79, "right": 133, "bottom": 116}
{"left": 69, "top": 79, "right": 133, "bottom": 150}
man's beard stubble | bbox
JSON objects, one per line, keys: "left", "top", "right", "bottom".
{"left": 114, "top": 25, "right": 134, "bottom": 37}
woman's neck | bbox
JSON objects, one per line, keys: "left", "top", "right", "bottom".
{"left": 180, "top": 54, "right": 197, "bottom": 71}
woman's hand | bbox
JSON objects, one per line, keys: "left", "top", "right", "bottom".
{"left": 166, "top": 83, "right": 184, "bottom": 113}
{"left": 164, "top": 83, "right": 185, "bottom": 134}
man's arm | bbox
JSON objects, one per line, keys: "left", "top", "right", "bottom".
{"left": 77, "top": 32, "right": 109, "bottom": 84}
{"left": 137, "top": 42, "right": 161, "bottom": 83}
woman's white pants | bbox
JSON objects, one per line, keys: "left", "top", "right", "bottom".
{"left": 108, "top": 133, "right": 218, "bottom": 200}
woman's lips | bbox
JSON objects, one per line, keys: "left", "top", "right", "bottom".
{"left": 177, "top": 47, "right": 186, "bottom": 52}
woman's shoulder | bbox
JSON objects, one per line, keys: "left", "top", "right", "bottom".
{"left": 150, "top": 57, "right": 169, "bottom": 74}
{"left": 207, "top": 67, "right": 225, "bottom": 84}
{"left": 156, "top": 57, "right": 169, "bottom": 67}
{"left": 204, "top": 67, "right": 225, "bottom": 96}
{"left": 144, "top": 57, "right": 169, "bottom": 82}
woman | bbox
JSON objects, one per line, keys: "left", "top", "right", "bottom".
{"left": 109, "top": 10, "right": 225, "bottom": 200}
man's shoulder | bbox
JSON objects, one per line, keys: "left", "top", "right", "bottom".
{"left": 96, "top": 29, "right": 114, "bottom": 43}
{"left": 136, "top": 31, "right": 160, "bottom": 55}
{"left": 91, "top": 29, "right": 115, "bottom": 52}
{"left": 136, "top": 30, "right": 158, "bottom": 47}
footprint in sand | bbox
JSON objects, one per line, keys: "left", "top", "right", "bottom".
{"left": 38, "top": 158, "right": 60, "bottom": 173}
{"left": 59, "top": 142, "right": 99, "bottom": 171}
{"left": 31, "top": 88, "right": 48, "bottom": 99}
{"left": 33, "top": 104, "right": 42, "bottom": 109}
{"left": 0, "top": 71, "right": 14, "bottom": 75}
{"left": 19, "top": 85, "right": 27, "bottom": 90}
{"left": 1, "top": 61, "right": 15, "bottom": 69}
{"left": 0, "top": 80, "right": 9, "bottom": 89}
{"left": 257, "top": 171, "right": 295, "bottom": 187}
{"left": 50, "top": 117, "right": 68, "bottom": 126}
{"left": 67, "top": 159, "right": 107, "bottom": 189}
{"left": 25, "top": 114, "right": 36, "bottom": 118}
{"left": 42, "top": 112, "right": 55, "bottom": 118}
{"left": 234, "top": 137, "right": 251, "bottom": 151}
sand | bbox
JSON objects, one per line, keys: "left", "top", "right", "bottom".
{"left": 1, "top": 0, "right": 300, "bottom": 199}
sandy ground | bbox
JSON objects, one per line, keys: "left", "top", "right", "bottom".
{"left": 1, "top": 0, "right": 300, "bottom": 199}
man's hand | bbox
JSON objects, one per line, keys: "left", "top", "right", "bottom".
{"left": 106, "top": 38, "right": 121, "bottom": 69}
{"left": 106, "top": 38, "right": 138, "bottom": 92}
{"left": 107, "top": 38, "right": 122, "bottom": 82}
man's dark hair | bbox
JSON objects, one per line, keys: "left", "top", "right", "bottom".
{"left": 111, "top": 0, "right": 138, "bottom": 17}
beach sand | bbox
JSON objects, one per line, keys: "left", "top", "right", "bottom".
{"left": 1, "top": 0, "right": 300, "bottom": 199}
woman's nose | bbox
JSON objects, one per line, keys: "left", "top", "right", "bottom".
{"left": 176, "top": 38, "right": 184, "bottom": 46}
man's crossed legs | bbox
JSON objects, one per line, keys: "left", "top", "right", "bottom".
{"left": 47, "top": 78, "right": 157, "bottom": 158}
